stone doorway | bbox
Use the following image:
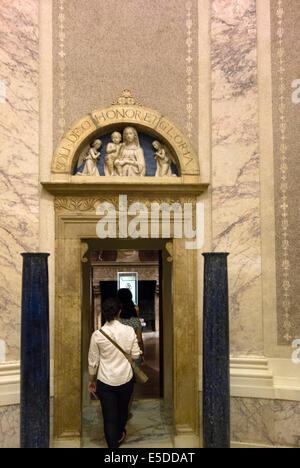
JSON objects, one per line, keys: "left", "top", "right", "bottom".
{"left": 47, "top": 197, "right": 201, "bottom": 447}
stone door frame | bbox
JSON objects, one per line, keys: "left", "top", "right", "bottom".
{"left": 43, "top": 186, "right": 206, "bottom": 448}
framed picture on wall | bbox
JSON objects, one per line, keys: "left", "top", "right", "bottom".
{"left": 117, "top": 272, "right": 138, "bottom": 305}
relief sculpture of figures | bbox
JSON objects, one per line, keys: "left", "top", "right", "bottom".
{"left": 76, "top": 139, "right": 102, "bottom": 176}
{"left": 152, "top": 140, "right": 174, "bottom": 177}
{"left": 114, "top": 126, "right": 146, "bottom": 176}
{"left": 75, "top": 129, "right": 176, "bottom": 178}
{"left": 104, "top": 131, "right": 122, "bottom": 176}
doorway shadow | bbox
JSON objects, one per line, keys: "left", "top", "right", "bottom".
{"left": 81, "top": 399, "right": 173, "bottom": 448}
{"left": 134, "top": 332, "right": 160, "bottom": 399}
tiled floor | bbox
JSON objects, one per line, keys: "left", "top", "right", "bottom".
{"left": 81, "top": 399, "right": 173, "bottom": 448}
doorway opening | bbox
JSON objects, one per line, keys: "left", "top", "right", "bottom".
{"left": 81, "top": 239, "right": 174, "bottom": 448}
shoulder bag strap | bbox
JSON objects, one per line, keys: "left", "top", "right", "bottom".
{"left": 99, "top": 328, "right": 133, "bottom": 364}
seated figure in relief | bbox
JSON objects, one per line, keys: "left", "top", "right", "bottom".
{"left": 104, "top": 131, "right": 122, "bottom": 176}
{"left": 114, "top": 126, "right": 146, "bottom": 176}
{"left": 152, "top": 140, "right": 173, "bottom": 177}
{"left": 76, "top": 139, "right": 102, "bottom": 176}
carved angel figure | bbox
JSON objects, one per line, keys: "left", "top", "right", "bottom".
{"left": 76, "top": 139, "right": 102, "bottom": 176}
{"left": 152, "top": 140, "right": 173, "bottom": 177}
{"left": 104, "top": 131, "right": 122, "bottom": 176}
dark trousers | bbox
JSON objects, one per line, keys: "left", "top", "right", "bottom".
{"left": 96, "top": 378, "right": 134, "bottom": 448}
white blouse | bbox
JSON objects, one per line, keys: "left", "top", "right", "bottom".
{"left": 88, "top": 320, "right": 141, "bottom": 386}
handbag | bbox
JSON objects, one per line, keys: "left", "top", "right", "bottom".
{"left": 100, "top": 329, "right": 149, "bottom": 384}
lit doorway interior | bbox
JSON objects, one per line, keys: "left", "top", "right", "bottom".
{"left": 81, "top": 240, "right": 173, "bottom": 447}
{"left": 93, "top": 249, "right": 162, "bottom": 399}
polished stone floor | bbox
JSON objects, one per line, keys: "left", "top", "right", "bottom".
{"left": 80, "top": 331, "right": 172, "bottom": 448}
{"left": 81, "top": 398, "right": 173, "bottom": 448}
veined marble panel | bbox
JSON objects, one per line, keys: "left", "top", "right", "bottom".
{"left": 0, "top": 404, "right": 20, "bottom": 448}
{"left": 211, "top": 0, "right": 263, "bottom": 355}
{"left": 0, "top": 398, "right": 53, "bottom": 449}
{"left": 0, "top": 0, "right": 39, "bottom": 361}
{"left": 273, "top": 400, "right": 300, "bottom": 447}
{"left": 231, "top": 397, "right": 300, "bottom": 447}
{"left": 231, "top": 397, "right": 275, "bottom": 446}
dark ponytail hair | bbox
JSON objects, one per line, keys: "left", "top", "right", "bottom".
{"left": 102, "top": 297, "right": 121, "bottom": 323}
{"left": 117, "top": 288, "right": 137, "bottom": 319}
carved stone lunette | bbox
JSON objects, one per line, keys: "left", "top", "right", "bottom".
{"left": 51, "top": 90, "right": 200, "bottom": 177}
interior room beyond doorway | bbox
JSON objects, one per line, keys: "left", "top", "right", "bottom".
{"left": 91, "top": 248, "right": 162, "bottom": 399}
{"left": 81, "top": 244, "right": 174, "bottom": 448}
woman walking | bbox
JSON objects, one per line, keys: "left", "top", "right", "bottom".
{"left": 117, "top": 288, "right": 145, "bottom": 363}
{"left": 88, "top": 297, "right": 141, "bottom": 448}
{"left": 117, "top": 288, "right": 145, "bottom": 419}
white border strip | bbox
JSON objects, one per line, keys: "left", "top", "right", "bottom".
{"left": 0, "top": 361, "right": 54, "bottom": 406}
{"left": 198, "top": 356, "right": 300, "bottom": 402}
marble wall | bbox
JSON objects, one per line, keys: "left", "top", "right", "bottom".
{"left": 3, "top": 396, "right": 299, "bottom": 448}
{"left": 231, "top": 397, "right": 300, "bottom": 447}
{"left": 0, "top": 0, "right": 39, "bottom": 362}
{"left": 0, "top": 399, "right": 54, "bottom": 449}
{"left": 211, "top": 0, "right": 263, "bottom": 355}
{"left": 0, "top": 405, "right": 20, "bottom": 449}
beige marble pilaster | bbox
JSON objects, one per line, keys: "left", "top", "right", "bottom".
{"left": 54, "top": 232, "right": 82, "bottom": 438}
{"left": 173, "top": 238, "right": 199, "bottom": 443}
{"left": 0, "top": 0, "right": 39, "bottom": 361}
{"left": 211, "top": 0, "right": 263, "bottom": 355}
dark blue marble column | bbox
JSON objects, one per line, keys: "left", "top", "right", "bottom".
{"left": 20, "top": 253, "right": 50, "bottom": 449}
{"left": 202, "top": 252, "right": 230, "bottom": 448}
